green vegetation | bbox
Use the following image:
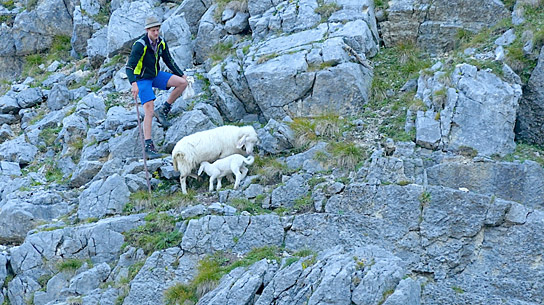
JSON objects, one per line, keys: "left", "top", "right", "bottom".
{"left": 229, "top": 197, "right": 270, "bottom": 215}
{"left": 293, "top": 195, "right": 313, "bottom": 213}
{"left": 366, "top": 43, "right": 431, "bottom": 141}
{"left": 328, "top": 141, "right": 367, "bottom": 170}
{"left": 378, "top": 289, "right": 395, "bottom": 305}
{"left": 123, "top": 212, "right": 183, "bottom": 254}
{"left": 315, "top": 0, "right": 341, "bottom": 23}
{"left": 57, "top": 258, "right": 87, "bottom": 273}
{"left": 289, "top": 114, "right": 346, "bottom": 149}
{"left": 419, "top": 191, "right": 431, "bottom": 205}
{"left": 164, "top": 246, "right": 281, "bottom": 304}
{"left": 452, "top": 286, "right": 464, "bottom": 294}
{"left": 209, "top": 41, "right": 235, "bottom": 65}
{"left": 213, "top": 0, "right": 248, "bottom": 22}
{"left": 124, "top": 180, "right": 197, "bottom": 214}
{"left": 502, "top": 142, "right": 544, "bottom": 166}
{"left": 47, "top": 35, "right": 71, "bottom": 62}
{"left": 95, "top": 4, "right": 111, "bottom": 25}
{"left": 1, "top": 0, "right": 15, "bottom": 10}
{"left": 252, "top": 155, "right": 295, "bottom": 185}
{"left": 23, "top": 54, "right": 45, "bottom": 78}
{"left": 39, "top": 125, "right": 62, "bottom": 153}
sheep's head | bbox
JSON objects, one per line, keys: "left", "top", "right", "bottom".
{"left": 236, "top": 126, "right": 259, "bottom": 155}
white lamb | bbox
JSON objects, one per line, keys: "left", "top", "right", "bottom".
{"left": 198, "top": 154, "right": 255, "bottom": 191}
{"left": 171, "top": 125, "right": 259, "bottom": 194}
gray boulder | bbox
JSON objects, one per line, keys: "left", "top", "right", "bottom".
{"left": 0, "top": 124, "right": 14, "bottom": 143}
{"left": 16, "top": 87, "right": 43, "bottom": 109}
{"left": 249, "top": 0, "right": 320, "bottom": 40}
{"left": 11, "top": 0, "right": 73, "bottom": 55}
{"left": 0, "top": 161, "right": 21, "bottom": 177}
{"left": 198, "top": 259, "right": 271, "bottom": 305}
{"left": 175, "top": 0, "right": 213, "bottom": 35}
{"left": 181, "top": 214, "right": 284, "bottom": 254}
{"left": 87, "top": 27, "right": 108, "bottom": 67}
{"left": 66, "top": 263, "right": 111, "bottom": 295}
{"left": 70, "top": 160, "right": 103, "bottom": 188}
{"left": 224, "top": 11, "right": 249, "bottom": 34}
{"left": 0, "top": 135, "right": 38, "bottom": 165}
{"left": 107, "top": 1, "right": 156, "bottom": 56}
{"left": 194, "top": 4, "right": 226, "bottom": 64}
{"left": 0, "top": 93, "right": 20, "bottom": 114}
{"left": 270, "top": 174, "right": 310, "bottom": 208}
{"left": 108, "top": 123, "right": 164, "bottom": 159}
{"left": 0, "top": 194, "right": 70, "bottom": 243}
{"left": 381, "top": 0, "right": 510, "bottom": 54}
{"left": 47, "top": 83, "right": 72, "bottom": 111}
{"left": 71, "top": 6, "right": 96, "bottom": 59}
{"left": 257, "top": 119, "right": 295, "bottom": 154}
{"left": 77, "top": 174, "right": 130, "bottom": 220}
{"left": 104, "top": 106, "right": 138, "bottom": 133}
{"left": 75, "top": 93, "right": 106, "bottom": 128}
{"left": 414, "top": 63, "right": 522, "bottom": 156}
{"left": 161, "top": 12, "right": 194, "bottom": 71}
{"left": 516, "top": 46, "right": 544, "bottom": 145}
{"left": 427, "top": 160, "right": 544, "bottom": 209}
{"left": 244, "top": 24, "right": 373, "bottom": 120}
{"left": 123, "top": 248, "right": 199, "bottom": 305}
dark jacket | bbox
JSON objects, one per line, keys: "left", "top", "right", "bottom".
{"left": 126, "top": 34, "right": 184, "bottom": 83}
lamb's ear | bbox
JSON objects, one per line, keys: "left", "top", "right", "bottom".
{"left": 237, "top": 135, "right": 247, "bottom": 149}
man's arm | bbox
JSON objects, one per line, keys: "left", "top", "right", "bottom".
{"left": 126, "top": 41, "right": 145, "bottom": 84}
{"left": 161, "top": 41, "right": 184, "bottom": 77}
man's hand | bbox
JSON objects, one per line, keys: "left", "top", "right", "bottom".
{"left": 131, "top": 82, "right": 139, "bottom": 100}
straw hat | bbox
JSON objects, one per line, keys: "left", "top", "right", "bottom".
{"left": 144, "top": 16, "right": 161, "bottom": 29}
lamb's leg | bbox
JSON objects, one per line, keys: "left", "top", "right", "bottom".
{"left": 208, "top": 176, "right": 214, "bottom": 192}
{"left": 240, "top": 166, "right": 248, "bottom": 181}
{"left": 232, "top": 168, "right": 242, "bottom": 189}
{"left": 216, "top": 176, "right": 223, "bottom": 190}
{"left": 180, "top": 176, "right": 187, "bottom": 194}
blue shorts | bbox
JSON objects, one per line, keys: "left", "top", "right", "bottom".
{"left": 137, "top": 71, "right": 173, "bottom": 104}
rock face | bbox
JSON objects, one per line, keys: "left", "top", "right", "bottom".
{"left": 11, "top": 0, "right": 73, "bottom": 55}
{"left": 381, "top": 0, "right": 510, "bottom": 53}
{"left": 516, "top": 46, "right": 544, "bottom": 145}
{"left": 414, "top": 63, "right": 522, "bottom": 156}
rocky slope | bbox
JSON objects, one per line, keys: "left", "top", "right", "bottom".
{"left": 0, "top": 0, "right": 543, "bottom": 304}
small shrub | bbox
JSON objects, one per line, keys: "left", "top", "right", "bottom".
{"left": 378, "top": 289, "right": 395, "bottom": 305}
{"left": 47, "top": 35, "right": 71, "bottom": 62}
{"left": 457, "top": 145, "right": 478, "bottom": 158}
{"left": 293, "top": 195, "right": 313, "bottom": 213}
{"left": 57, "top": 258, "right": 85, "bottom": 273}
{"left": 419, "top": 191, "right": 431, "bottom": 205}
{"left": 1, "top": 0, "right": 15, "bottom": 10}
{"left": 253, "top": 156, "right": 292, "bottom": 185}
{"left": 452, "top": 286, "right": 464, "bottom": 294}
{"left": 315, "top": 0, "right": 341, "bottom": 23}
{"left": 94, "top": 4, "right": 111, "bottom": 25}
{"left": 209, "top": 41, "right": 234, "bottom": 64}
{"left": 328, "top": 141, "right": 367, "bottom": 170}
{"left": 229, "top": 197, "right": 270, "bottom": 215}
{"left": 123, "top": 212, "right": 183, "bottom": 254}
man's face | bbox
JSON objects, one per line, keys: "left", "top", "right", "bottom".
{"left": 146, "top": 26, "right": 160, "bottom": 41}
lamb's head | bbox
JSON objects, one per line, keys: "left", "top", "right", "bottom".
{"left": 198, "top": 162, "right": 211, "bottom": 176}
{"left": 236, "top": 126, "right": 259, "bottom": 155}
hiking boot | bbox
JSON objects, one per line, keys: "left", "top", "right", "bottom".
{"left": 155, "top": 103, "right": 172, "bottom": 128}
{"left": 144, "top": 142, "right": 162, "bottom": 159}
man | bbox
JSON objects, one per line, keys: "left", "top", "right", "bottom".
{"left": 126, "top": 16, "right": 187, "bottom": 159}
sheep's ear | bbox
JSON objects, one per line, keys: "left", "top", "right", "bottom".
{"left": 237, "top": 135, "right": 247, "bottom": 149}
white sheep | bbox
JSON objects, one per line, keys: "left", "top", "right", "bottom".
{"left": 171, "top": 125, "right": 259, "bottom": 194}
{"left": 198, "top": 154, "right": 255, "bottom": 191}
